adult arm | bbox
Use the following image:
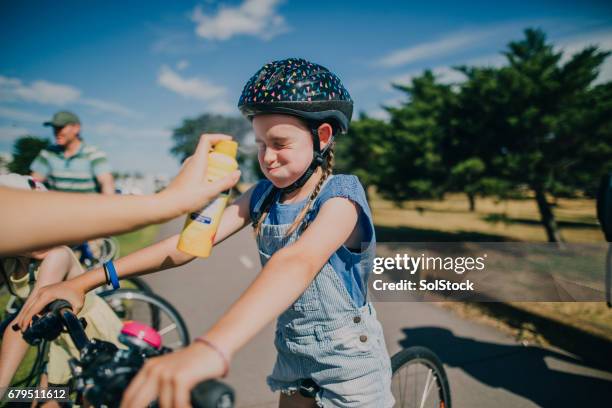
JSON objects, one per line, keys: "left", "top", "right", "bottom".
{"left": 0, "top": 134, "right": 240, "bottom": 256}
{"left": 15, "top": 187, "right": 254, "bottom": 329}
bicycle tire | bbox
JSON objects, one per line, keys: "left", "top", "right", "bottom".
{"left": 99, "top": 289, "right": 190, "bottom": 350}
{"left": 391, "top": 346, "right": 451, "bottom": 408}
{"left": 120, "top": 278, "right": 160, "bottom": 329}
{"left": 122, "top": 276, "right": 154, "bottom": 294}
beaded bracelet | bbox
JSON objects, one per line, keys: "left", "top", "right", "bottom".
{"left": 194, "top": 337, "right": 229, "bottom": 378}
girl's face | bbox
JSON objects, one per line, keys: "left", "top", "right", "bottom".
{"left": 253, "top": 114, "right": 316, "bottom": 188}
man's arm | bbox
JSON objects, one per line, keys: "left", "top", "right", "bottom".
{"left": 96, "top": 172, "right": 115, "bottom": 195}
{"left": 30, "top": 150, "right": 50, "bottom": 182}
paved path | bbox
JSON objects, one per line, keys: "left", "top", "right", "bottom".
{"left": 139, "top": 218, "right": 612, "bottom": 407}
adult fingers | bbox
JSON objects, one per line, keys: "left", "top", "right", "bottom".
{"left": 189, "top": 134, "right": 234, "bottom": 173}
{"left": 205, "top": 170, "right": 241, "bottom": 197}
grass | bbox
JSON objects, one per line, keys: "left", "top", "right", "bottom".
{"left": 371, "top": 191, "right": 604, "bottom": 243}
{"left": 0, "top": 225, "right": 160, "bottom": 392}
{"left": 369, "top": 190, "right": 612, "bottom": 346}
{"left": 113, "top": 224, "right": 160, "bottom": 256}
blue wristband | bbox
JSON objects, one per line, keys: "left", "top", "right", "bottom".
{"left": 104, "top": 261, "right": 120, "bottom": 290}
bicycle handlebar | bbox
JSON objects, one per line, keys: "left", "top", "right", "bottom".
{"left": 19, "top": 299, "right": 235, "bottom": 408}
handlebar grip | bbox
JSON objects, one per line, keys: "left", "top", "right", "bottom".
{"left": 191, "top": 380, "right": 234, "bottom": 408}
{"left": 21, "top": 299, "right": 77, "bottom": 345}
{"left": 46, "top": 299, "right": 73, "bottom": 314}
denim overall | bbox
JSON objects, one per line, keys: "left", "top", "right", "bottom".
{"left": 252, "top": 177, "right": 394, "bottom": 407}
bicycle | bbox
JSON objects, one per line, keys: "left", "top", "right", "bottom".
{"left": 0, "top": 288, "right": 190, "bottom": 393}
{"left": 390, "top": 346, "right": 451, "bottom": 408}
{"left": 18, "top": 299, "right": 233, "bottom": 408}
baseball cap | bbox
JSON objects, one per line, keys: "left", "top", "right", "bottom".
{"left": 43, "top": 111, "right": 81, "bottom": 127}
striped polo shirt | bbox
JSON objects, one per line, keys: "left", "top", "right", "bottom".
{"left": 30, "top": 143, "right": 112, "bottom": 193}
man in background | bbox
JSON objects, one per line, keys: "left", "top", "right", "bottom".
{"left": 31, "top": 111, "right": 115, "bottom": 194}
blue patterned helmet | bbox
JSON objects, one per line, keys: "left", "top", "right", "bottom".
{"left": 238, "top": 58, "right": 353, "bottom": 133}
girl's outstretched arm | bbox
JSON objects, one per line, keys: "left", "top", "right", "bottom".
{"left": 213, "top": 184, "right": 255, "bottom": 245}
{"left": 15, "top": 187, "right": 255, "bottom": 330}
{"left": 120, "top": 197, "right": 361, "bottom": 407}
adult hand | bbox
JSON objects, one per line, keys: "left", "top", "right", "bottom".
{"left": 158, "top": 134, "right": 241, "bottom": 216}
{"left": 120, "top": 342, "right": 226, "bottom": 408}
{"left": 14, "top": 279, "right": 85, "bottom": 331}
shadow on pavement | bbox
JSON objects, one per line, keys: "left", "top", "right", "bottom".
{"left": 398, "top": 326, "right": 612, "bottom": 407}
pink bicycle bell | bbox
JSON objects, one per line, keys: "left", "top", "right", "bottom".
{"left": 119, "top": 321, "right": 162, "bottom": 350}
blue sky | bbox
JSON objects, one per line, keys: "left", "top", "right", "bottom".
{"left": 1, "top": 0, "right": 611, "bottom": 175}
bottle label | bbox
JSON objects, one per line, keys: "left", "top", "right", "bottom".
{"left": 189, "top": 194, "right": 228, "bottom": 226}
{"left": 190, "top": 212, "right": 212, "bottom": 224}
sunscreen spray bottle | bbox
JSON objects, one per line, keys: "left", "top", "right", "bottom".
{"left": 177, "top": 140, "right": 238, "bottom": 257}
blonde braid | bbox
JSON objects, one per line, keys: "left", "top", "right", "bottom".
{"left": 285, "top": 141, "right": 335, "bottom": 236}
{"left": 254, "top": 195, "right": 273, "bottom": 237}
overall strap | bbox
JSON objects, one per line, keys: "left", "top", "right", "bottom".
{"left": 251, "top": 182, "right": 278, "bottom": 228}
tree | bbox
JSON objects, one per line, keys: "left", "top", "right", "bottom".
{"left": 454, "top": 29, "right": 611, "bottom": 242}
{"left": 9, "top": 136, "right": 50, "bottom": 175}
{"left": 335, "top": 112, "right": 390, "bottom": 198}
{"left": 171, "top": 113, "right": 251, "bottom": 162}
{"left": 380, "top": 71, "right": 454, "bottom": 202}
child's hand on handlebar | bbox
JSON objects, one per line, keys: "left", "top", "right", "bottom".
{"left": 158, "top": 134, "right": 241, "bottom": 216}
{"left": 14, "top": 280, "right": 85, "bottom": 331}
{"left": 120, "top": 342, "right": 227, "bottom": 408}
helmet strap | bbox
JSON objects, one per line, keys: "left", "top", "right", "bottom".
{"left": 281, "top": 127, "right": 328, "bottom": 194}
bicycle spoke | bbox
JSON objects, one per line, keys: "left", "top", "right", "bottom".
{"left": 419, "top": 368, "right": 434, "bottom": 408}
{"left": 158, "top": 322, "right": 177, "bottom": 336}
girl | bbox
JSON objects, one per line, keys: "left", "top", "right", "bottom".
{"left": 0, "top": 174, "right": 123, "bottom": 406}
{"left": 17, "top": 58, "right": 394, "bottom": 408}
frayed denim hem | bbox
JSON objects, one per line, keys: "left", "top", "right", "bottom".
{"left": 267, "top": 378, "right": 325, "bottom": 407}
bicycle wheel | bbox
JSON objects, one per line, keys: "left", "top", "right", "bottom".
{"left": 121, "top": 276, "right": 154, "bottom": 294}
{"left": 391, "top": 346, "right": 451, "bottom": 408}
{"left": 99, "top": 289, "right": 190, "bottom": 350}
{"left": 90, "top": 236, "right": 119, "bottom": 267}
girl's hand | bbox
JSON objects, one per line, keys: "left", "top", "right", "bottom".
{"left": 158, "top": 134, "right": 241, "bottom": 216}
{"left": 15, "top": 279, "right": 85, "bottom": 331}
{"left": 120, "top": 343, "right": 226, "bottom": 408}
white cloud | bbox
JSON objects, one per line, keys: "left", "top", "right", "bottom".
{"left": 157, "top": 65, "right": 233, "bottom": 114}
{"left": 0, "top": 126, "right": 31, "bottom": 140}
{"left": 374, "top": 20, "right": 547, "bottom": 68}
{"left": 0, "top": 74, "right": 136, "bottom": 117}
{"left": 192, "top": 0, "right": 288, "bottom": 41}
{"left": 81, "top": 98, "right": 138, "bottom": 118}
{"left": 0, "top": 76, "right": 81, "bottom": 105}
{"left": 0, "top": 107, "right": 47, "bottom": 123}
{"left": 376, "top": 32, "right": 487, "bottom": 68}
{"left": 176, "top": 60, "right": 190, "bottom": 70}
{"left": 555, "top": 28, "right": 612, "bottom": 83}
